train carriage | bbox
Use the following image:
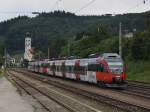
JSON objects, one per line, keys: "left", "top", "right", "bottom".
{"left": 65, "top": 59, "right": 77, "bottom": 79}
{"left": 28, "top": 53, "right": 127, "bottom": 88}
{"left": 34, "top": 61, "right": 39, "bottom": 72}
{"left": 78, "top": 59, "right": 89, "bottom": 82}
{"left": 55, "top": 60, "right": 65, "bottom": 77}
{"left": 47, "top": 61, "right": 54, "bottom": 76}
{"left": 28, "top": 61, "right": 32, "bottom": 71}
{"left": 41, "top": 60, "right": 50, "bottom": 74}
{"left": 38, "top": 61, "right": 43, "bottom": 73}
{"left": 87, "top": 58, "right": 99, "bottom": 83}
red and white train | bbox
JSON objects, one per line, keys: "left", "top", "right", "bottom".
{"left": 28, "top": 53, "right": 127, "bottom": 88}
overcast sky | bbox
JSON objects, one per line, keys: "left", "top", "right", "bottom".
{"left": 0, "top": 0, "right": 150, "bottom": 21}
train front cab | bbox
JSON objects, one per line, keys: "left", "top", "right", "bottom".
{"left": 94, "top": 61, "right": 127, "bottom": 89}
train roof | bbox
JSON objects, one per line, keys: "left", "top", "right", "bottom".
{"left": 54, "top": 60, "right": 65, "bottom": 65}
{"left": 65, "top": 59, "right": 78, "bottom": 66}
{"left": 101, "top": 53, "right": 120, "bottom": 58}
{"left": 101, "top": 53, "right": 122, "bottom": 62}
{"left": 31, "top": 53, "right": 123, "bottom": 66}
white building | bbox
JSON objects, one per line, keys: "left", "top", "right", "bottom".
{"left": 24, "top": 38, "right": 33, "bottom": 61}
{"left": 124, "top": 32, "right": 133, "bottom": 38}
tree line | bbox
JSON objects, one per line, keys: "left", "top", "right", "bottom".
{"left": 0, "top": 11, "right": 149, "bottom": 64}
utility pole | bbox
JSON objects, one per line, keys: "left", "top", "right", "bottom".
{"left": 48, "top": 48, "right": 50, "bottom": 59}
{"left": 4, "top": 48, "right": 7, "bottom": 69}
{"left": 38, "top": 52, "right": 41, "bottom": 60}
{"left": 119, "top": 22, "right": 122, "bottom": 58}
{"left": 68, "top": 40, "right": 70, "bottom": 57}
{"left": 56, "top": 0, "right": 62, "bottom": 10}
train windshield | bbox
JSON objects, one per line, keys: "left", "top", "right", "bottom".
{"left": 107, "top": 58, "right": 123, "bottom": 74}
{"left": 108, "top": 62, "right": 123, "bottom": 74}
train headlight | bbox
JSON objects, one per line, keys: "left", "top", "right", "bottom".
{"left": 115, "top": 76, "right": 122, "bottom": 83}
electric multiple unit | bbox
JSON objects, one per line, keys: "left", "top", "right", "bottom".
{"left": 28, "top": 53, "right": 127, "bottom": 88}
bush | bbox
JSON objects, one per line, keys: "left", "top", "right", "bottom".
{"left": 126, "top": 61, "right": 150, "bottom": 82}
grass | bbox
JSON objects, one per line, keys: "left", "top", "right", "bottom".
{"left": 126, "top": 61, "right": 150, "bottom": 83}
{"left": 0, "top": 69, "right": 3, "bottom": 78}
{"left": 0, "top": 68, "right": 7, "bottom": 78}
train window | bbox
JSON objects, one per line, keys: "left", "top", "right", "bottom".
{"left": 52, "top": 63, "right": 56, "bottom": 71}
{"left": 56, "top": 65, "right": 59, "bottom": 71}
{"left": 59, "top": 66, "right": 61, "bottom": 72}
{"left": 45, "top": 63, "right": 49, "bottom": 67}
{"left": 71, "top": 66, "right": 74, "bottom": 73}
{"left": 41, "top": 63, "right": 48, "bottom": 67}
{"left": 84, "top": 67, "right": 87, "bottom": 75}
{"left": 65, "top": 66, "right": 74, "bottom": 73}
{"left": 97, "top": 64, "right": 104, "bottom": 72}
{"left": 79, "top": 66, "right": 82, "bottom": 74}
{"left": 48, "top": 64, "right": 51, "bottom": 69}
{"left": 104, "top": 67, "right": 109, "bottom": 73}
{"left": 88, "top": 64, "right": 98, "bottom": 71}
{"left": 61, "top": 64, "right": 65, "bottom": 72}
{"left": 75, "top": 65, "right": 80, "bottom": 74}
{"left": 68, "top": 66, "right": 71, "bottom": 73}
{"left": 65, "top": 66, "right": 67, "bottom": 72}
{"left": 79, "top": 66, "right": 87, "bottom": 75}
{"left": 48, "top": 65, "right": 50, "bottom": 70}
{"left": 56, "top": 65, "right": 58, "bottom": 71}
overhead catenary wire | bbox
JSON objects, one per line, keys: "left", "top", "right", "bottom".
{"left": 0, "top": 0, "right": 63, "bottom": 15}
{"left": 0, "top": 0, "right": 149, "bottom": 15}
{"left": 75, "top": 0, "right": 96, "bottom": 14}
{"left": 125, "top": 0, "right": 149, "bottom": 13}
{"left": 51, "top": 0, "right": 62, "bottom": 11}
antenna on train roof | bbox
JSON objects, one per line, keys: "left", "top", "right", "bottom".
{"left": 88, "top": 53, "right": 100, "bottom": 58}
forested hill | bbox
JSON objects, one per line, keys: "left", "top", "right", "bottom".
{"left": 0, "top": 11, "right": 148, "bottom": 55}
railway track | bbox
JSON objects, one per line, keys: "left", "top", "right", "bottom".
{"left": 128, "top": 80, "right": 150, "bottom": 86}
{"left": 7, "top": 72, "right": 76, "bottom": 112}
{"left": 121, "top": 84, "right": 150, "bottom": 99}
{"left": 8, "top": 69, "right": 150, "bottom": 112}
{"left": 14, "top": 69, "right": 150, "bottom": 99}
{"left": 7, "top": 70, "right": 104, "bottom": 112}
{"left": 115, "top": 81, "right": 150, "bottom": 99}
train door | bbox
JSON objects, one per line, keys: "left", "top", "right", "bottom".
{"left": 35, "top": 62, "right": 38, "bottom": 72}
{"left": 55, "top": 61, "right": 63, "bottom": 77}
{"left": 39, "top": 61, "right": 43, "bottom": 73}
{"left": 65, "top": 60, "right": 76, "bottom": 79}
{"left": 61, "top": 61, "right": 66, "bottom": 78}
{"left": 43, "top": 62, "right": 49, "bottom": 74}
{"left": 87, "top": 64, "right": 97, "bottom": 83}
{"left": 96, "top": 63, "right": 112, "bottom": 83}
{"left": 37, "top": 61, "right": 40, "bottom": 73}
{"left": 52, "top": 62, "right": 56, "bottom": 76}
{"left": 79, "top": 59, "right": 88, "bottom": 82}
{"left": 28, "top": 62, "right": 32, "bottom": 71}
{"left": 47, "top": 61, "right": 53, "bottom": 75}
{"left": 79, "top": 66, "right": 88, "bottom": 82}
{"left": 74, "top": 60, "right": 80, "bottom": 80}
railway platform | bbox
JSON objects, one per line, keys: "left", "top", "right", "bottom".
{"left": 0, "top": 76, "right": 34, "bottom": 112}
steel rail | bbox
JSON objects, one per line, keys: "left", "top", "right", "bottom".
{"left": 9, "top": 69, "right": 150, "bottom": 112}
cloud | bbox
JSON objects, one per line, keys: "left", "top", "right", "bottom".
{"left": 0, "top": 0, "right": 150, "bottom": 21}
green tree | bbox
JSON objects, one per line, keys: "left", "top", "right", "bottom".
{"left": 131, "top": 32, "right": 150, "bottom": 60}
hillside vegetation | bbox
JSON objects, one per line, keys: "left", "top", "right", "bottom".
{"left": 0, "top": 11, "right": 148, "bottom": 57}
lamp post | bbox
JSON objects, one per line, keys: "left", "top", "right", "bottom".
{"left": 119, "top": 22, "right": 122, "bottom": 58}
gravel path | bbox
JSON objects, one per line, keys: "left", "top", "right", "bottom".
{"left": 0, "top": 77, "right": 34, "bottom": 112}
